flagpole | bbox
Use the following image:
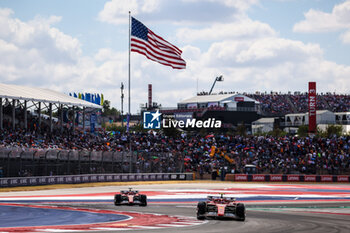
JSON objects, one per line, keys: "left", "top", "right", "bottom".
{"left": 128, "top": 11, "right": 132, "bottom": 173}
{"left": 128, "top": 11, "right": 131, "bottom": 119}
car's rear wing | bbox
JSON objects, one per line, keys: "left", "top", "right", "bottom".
{"left": 121, "top": 190, "right": 139, "bottom": 194}
{"left": 207, "top": 195, "right": 236, "bottom": 201}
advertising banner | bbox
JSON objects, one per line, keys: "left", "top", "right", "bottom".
{"left": 320, "top": 175, "right": 333, "bottom": 182}
{"left": 0, "top": 173, "right": 191, "bottom": 187}
{"left": 136, "top": 174, "right": 143, "bottom": 181}
{"left": 270, "top": 174, "right": 283, "bottom": 182}
{"left": 148, "top": 84, "right": 152, "bottom": 109}
{"left": 252, "top": 174, "right": 266, "bottom": 181}
{"left": 90, "top": 175, "right": 98, "bottom": 182}
{"left": 163, "top": 174, "right": 170, "bottom": 180}
{"left": 308, "top": 82, "right": 317, "bottom": 133}
{"left": 337, "top": 176, "right": 349, "bottom": 182}
{"left": 287, "top": 175, "right": 300, "bottom": 182}
{"left": 113, "top": 175, "right": 121, "bottom": 181}
{"left": 234, "top": 174, "right": 248, "bottom": 181}
{"left": 57, "top": 176, "right": 65, "bottom": 184}
{"left": 143, "top": 174, "right": 150, "bottom": 180}
{"left": 106, "top": 175, "right": 114, "bottom": 181}
{"left": 82, "top": 176, "right": 90, "bottom": 183}
{"left": 129, "top": 175, "right": 135, "bottom": 181}
{"left": 73, "top": 176, "right": 81, "bottom": 183}
{"left": 304, "top": 175, "right": 316, "bottom": 182}
{"left": 234, "top": 97, "right": 244, "bottom": 102}
{"left": 150, "top": 174, "right": 156, "bottom": 180}
{"left": 18, "top": 178, "right": 28, "bottom": 186}
{"left": 28, "top": 177, "right": 38, "bottom": 186}
{"left": 38, "top": 177, "right": 48, "bottom": 185}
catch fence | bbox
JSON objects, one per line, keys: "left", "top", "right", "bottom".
{"left": 0, "top": 148, "right": 185, "bottom": 178}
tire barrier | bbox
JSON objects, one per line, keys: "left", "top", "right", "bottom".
{"left": 0, "top": 173, "right": 193, "bottom": 188}
{"left": 226, "top": 174, "right": 350, "bottom": 182}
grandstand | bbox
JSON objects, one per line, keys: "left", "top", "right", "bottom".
{"left": 1, "top": 85, "right": 350, "bottom": 179}
{"left": 158, "top": 91, "right": 349, "bottom": 131}
{"left": 0, "top": 83, "right": 102, "bottom": 133}
{"left": 245, "top": 92, "right": 350, "bottom": 115}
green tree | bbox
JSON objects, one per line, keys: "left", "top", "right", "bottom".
{"left": 104, "top": 124, "right": 126, "bottom": 133}
{"left": 319, "top": 125, "right": 343, "bottom": 137}
{"left": 269, "top": 127, "right": 286, "bottom": 137}
{"left": 131, "top": 123, "right": 148, "bottom": 133}
{"left": 102, "top": 100, "right": 111, "bottom": 116}
{"left": 102, "top": 100, "right": 120, "bottom": 117}
{"left": 297, "top": 125, "right": 309, "bottom": 137}
{"left": 236, "top": 122, "right": 246, "bottom": 136}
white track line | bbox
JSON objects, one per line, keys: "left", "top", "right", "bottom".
{"left": 129, "top": 226, "right": 167, "bottom": 229}
{"left": 90, "top": 228, "right": 131, "bottom": 231}
{"left": 39, "top": 230, "right": 84, "bottom": 232}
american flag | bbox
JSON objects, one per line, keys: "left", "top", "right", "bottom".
{"left": 131, "top": 17, "right": 186, "bottom": 69}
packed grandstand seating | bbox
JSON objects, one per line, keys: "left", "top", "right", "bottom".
{"left": 1, "top": 91, "right": 350, "bottom": 178}
{"left": 195, "top": 92, "right": 350, "bottom": 115}
{"left": 244, "top": 92, "right": 350, "bottom": 115}
{"left": 1, "top": 126, "right": 349, "bottom": 176}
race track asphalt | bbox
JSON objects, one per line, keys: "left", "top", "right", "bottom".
{"left": 1, "top": 182, "right": 350, "bottom": 233}
{"left": 56, "top": 202, "right": 350, "bottom": 233}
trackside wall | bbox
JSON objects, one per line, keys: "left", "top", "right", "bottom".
{"left": 0, "top": 173, "right": 193, "bottom": 188}
{"left": 226, "top": 174, "right": 350, "bottom": 182}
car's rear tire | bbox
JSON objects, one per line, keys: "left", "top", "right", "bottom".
{"left": 140, "top": 194, "right": 147, "bottom": 206}
{"left": 114, "top": 194, "right": 122, "bottom": 206}
{"left": 197, "top": 201, "right": 206, "bottom": 220}
{"left": 236, "top": 203, "right": 245, "bottom": 221}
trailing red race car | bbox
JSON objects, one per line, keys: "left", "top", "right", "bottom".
{"left": 197, "top": 194, "right": 245, "bottom": 221}
{"left": 114, "top": 188, "right": 147, "bottom": 206}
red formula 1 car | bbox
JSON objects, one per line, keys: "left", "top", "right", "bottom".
{"left": 114, "top": 188, "right": 147, "bottom": 206}
{"left": 197, "top": 194, "right": 245, "bottom": 221}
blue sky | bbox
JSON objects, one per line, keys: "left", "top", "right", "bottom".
{"left": 0, "top": 0, "right": 349, "bottom": 113}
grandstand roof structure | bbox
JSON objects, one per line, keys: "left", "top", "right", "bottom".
{"left": 0, "top": 83, "right": 102, "bottom": 109}
{"left": 179, "top": 94, "right": 259, "bottom": 104}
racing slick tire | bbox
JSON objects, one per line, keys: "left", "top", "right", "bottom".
{"left": 236, "top": 203, "right": 245, "bottom": 221}
{"left": 114, "top": 194, "right": 122, "bottom": 206}
{"left": 197, "top": 201, "right": 207, "bottom": 220}
{"left": 140, "top": 194, "right": 147, "bottom": 206}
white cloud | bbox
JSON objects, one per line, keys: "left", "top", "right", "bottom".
{"left": 182, "top": 0, "right": 259, "bottom": 12}
{"left": 141, "top": 0, "right": 160, "bottom": 13}
{"left": 174, "top": 30, "right": 350, "bottom": 95}
{"left": 235, "top": 38, "right": 322, "bottom": 65}
{"left": 1, "top": 2, "right": 350, "bottom": 115}
{"left": 98, "top": 0, "right": 258, "bottom": 26}
{"left": 340, "top": 30, "right": 350, "bottom": 44}
{"left": 293, "top": 9, "right": 344, "bottom": 33}
{"left": 0, "top": 11, "right": 84, "bottom": 86}
{"left": 293, "top": 1, "right": 350, "bottom": 44}
{"left": 176, "top": 19, "right": 276, "bottom": 43}
{"left": 218, "top": 0, "right": 259, "bottom": 11}
{"left": 98, "top": 0, "right": 161, "bottom": 25}
{"left": 197, "top": 38, "right": 323, "bottom": 70}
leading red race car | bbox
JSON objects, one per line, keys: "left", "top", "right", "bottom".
{"left": 114, "top": 188, "right": 147, "bottom": 206}
{"left": 197, "top": 194, "right": 245, "bottom": 221}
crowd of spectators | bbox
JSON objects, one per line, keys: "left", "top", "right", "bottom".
{"left": 196, "top": 91, "right": 350, "bottom": 115}
{"left": 244, "top": 92, "right": 350, "bottom": 115}
{"left": 322, "top": 94, "right": 350, "bottom": 112}
{"left": 1, "top": 90, "right": 350, "bottom": 177}
{"left": 248, "top": 93, "right": 293, "bottom": 114}
{"left": 1, "top": 128, "right": 349, "bottom": 176}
